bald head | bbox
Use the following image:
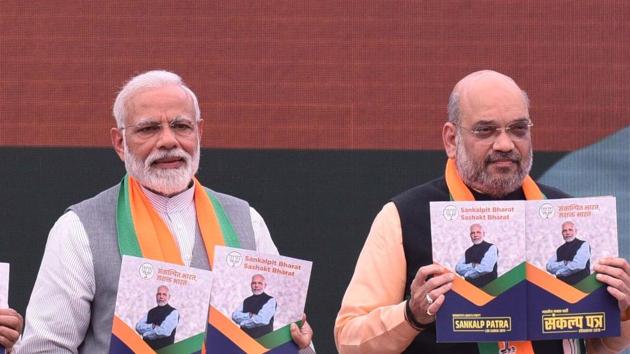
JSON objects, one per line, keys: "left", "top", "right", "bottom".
{"left": 448, "top": 70, "right": 529, "bottom": 124}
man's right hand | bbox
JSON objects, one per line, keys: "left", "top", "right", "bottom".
{"left": 0, "top": 308, "right": 23, "bottom": 350}
{"left": 290, "top": 314, "right": 313, "bottom": 349}
{"left": 408, "top": 264, "right": 454, "bottom": 326}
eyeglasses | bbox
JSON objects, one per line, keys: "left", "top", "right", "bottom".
{"left": 457, "top": 120, "right": 533, "bottom": 140}
{"left": 121, "top": 117, "right": 201, "bottom": 139}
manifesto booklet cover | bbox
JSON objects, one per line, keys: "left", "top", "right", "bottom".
{"left": 109, "top": 255, "right": 213, "bottom": 354}
{"left": 0, "top": 263, "right": 8, "bottom": 354}
{"left": 525, "top": 197, "right": 619, "bottom": 341}
{"left": 430, "top": 196, "right": 619, "bottom": 342}
{"left": 209, "top": 246, "right": 312, "bottom": 353}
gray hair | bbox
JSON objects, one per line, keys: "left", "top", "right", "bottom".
{"left": 112, "top": 70, "right": 200, "bottom": 128}
{"left": 447, "top": 91, "right": 461, "bottom": 124}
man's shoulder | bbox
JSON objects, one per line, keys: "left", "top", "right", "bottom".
{"left": 391, "top": 176, "right": 449, "bottom": 206}
{"left": 66, "top": 184, "right": 120, "bottom": 213}
{"left": 202, "top": 186, "right": 251, "bottom": 209}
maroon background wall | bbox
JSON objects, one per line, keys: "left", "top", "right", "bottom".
{"left": 1, "top": 2, "right": 630, "bottom": 353}
{"left": 1, "top": 1, "right": 629, "bottom": 150}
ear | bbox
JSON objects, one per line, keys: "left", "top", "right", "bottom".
{"left": 111, "top": 127, "right": 125, "bottom": 161}
{"left": 442, "top": 122, "right": 457, "bottom": 159}
{"left": 197, "top": 118, "right": 205, "bottom": 141}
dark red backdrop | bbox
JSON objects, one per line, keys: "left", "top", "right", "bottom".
{"left": 1, "top": 1, "right": 629, "bottom": 150}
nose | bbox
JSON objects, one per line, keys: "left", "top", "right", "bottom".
{"left": 156, "top": 124, "right": 179, "bottom": 149}
{"left": 492, "top": 129, "right": 515, "bottom": 152}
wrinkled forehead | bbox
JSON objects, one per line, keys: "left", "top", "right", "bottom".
{"left": 127, "top": 85, "right": 195, "bottom": 121}
{"left": 470, "top": 224, "right": 483, "bottom": 233}
{"left": 251, "top": 275, "right": 265, "bottom": 283}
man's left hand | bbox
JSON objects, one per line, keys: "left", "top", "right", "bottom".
{"left": 290, "top": 313, "right": 313, "bottom": 349}
{"left": 594, "top": 257, "right": 630, "bottom": 320}
{"left": 0, "top": 308, "right": 23, "bottom": 350}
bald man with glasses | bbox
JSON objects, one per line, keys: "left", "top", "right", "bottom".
{"left": 335, "top": 70, "right": 630, "bottom": 354}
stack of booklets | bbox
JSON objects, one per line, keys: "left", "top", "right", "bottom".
{"left": 430, "top": 196, "right": 619, "bottom": 342}
{"left": 110, "top": 247, "right": 312, "bottom": 354}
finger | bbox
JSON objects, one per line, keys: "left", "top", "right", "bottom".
{"left": 428, "top": 292, "right": 447, "bottom": 315}
{"left": 413, "top": 264, "right": 450, "bottom": 285}
{"left": 412, "top": 281, "right": 453, "bottom": 322}
{"left": 598, "top": 257, "right": 630, "bottom": 273}
{"left": 0, "top": 312, "right": 22, "bottom": 332}
{"left": 301, "top": 319, "right": 313, "bottom": 334}
{"left": 426, "top": 282, "right": 453, "bottom": 314}
{"left": 416, "top": 272, "right": 454, "bottom": 305}
{"left": 596, "top": 272, "right": 630, "bottom": 294}
{"left": 595, "top": 263, "right": 630, "bottom": 283}
{"left": 290, "top": 323, "right": 311, "bottom": 349}
{"left": 606, "top": 285, "right": 630, "bottom": 315}
{"left": 410, "top": 271, "right": 455, "bottom": 314}
{"left": 0, "top": 325, "right": 20, "bottom": 349}
{"left": 425, "top": 272, "right": 455, "bottom": 290}
{"left": 428, "top": 279, "right": 454, "bottom": 300}
{"left": 411, "top": 270, "right": 454, "bottom": 299}
{"left": 290, "top": 322, "right": 299, "bottom": 335}
{"left": 605, "top": 285, "right": 629, "bottom": 303}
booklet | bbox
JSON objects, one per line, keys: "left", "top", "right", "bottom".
{"left": 109, "top": 256, "right": 213, "bottom": 354}
{"left": 430, "top": 196, "right": 619, "bottom": 342}
{"left": 0, "top": 263, "right": 8, "bottom": 354}
{"left": 208, "top": 246, "right": 312, "bottom": 353}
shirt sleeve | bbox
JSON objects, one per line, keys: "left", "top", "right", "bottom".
{"left": 135, "top": 312, "right": 152, "bottom": 334}
{"left": 238, "top": 298, "right": 277, "bottom": 328}
{"left": 463, "top": 245, "right": 497, "bottom": 279}
{"left": 546, "top": 253, "right": 562, "bottom": 274}
{"left": 547, "top": 242, "right": 590, "bottom": 277}
{"left": 334, "top": 203, "right": 419, "bottom": 354}
{"left": 250, "top": 207, "right": 279, "bottom": 256}
{"left": 142, "top": 310, "right": 179, "bottom": 339}
{"left": 231, "top": 303, "right": 249, "bottom": 324}
{"left": 559, "top": 242, "right": 590, "bottom": 276}
{"left": 17, "top": 211, "right": 95, "bottom": 354}
{"left": 455, "top": 255, "right": 473, "bottom": 276}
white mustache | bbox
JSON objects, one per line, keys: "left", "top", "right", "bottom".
{"left": 145, "top": 149, "right": 190, "bottom": 167}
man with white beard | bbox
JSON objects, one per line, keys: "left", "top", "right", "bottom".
{"left": 135, "top": 286, "right": 179, "bottom": 350}
{"left": 18, "top": 70, "right": 313, "bottom": 353}
{"left": 455, "top": 224, "right": 498, "bottom": 287}
{"left": 232, "top": 274, "right": 277, "bottom": 338}
{"left": 546, "top": 221, "right": 591, "bottom": 285}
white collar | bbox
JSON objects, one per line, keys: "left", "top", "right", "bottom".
{"left": 140, "top": 183, "right": 195, "bottom": 213}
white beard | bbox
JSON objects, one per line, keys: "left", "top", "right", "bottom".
{"left": 123, "top": 137, "right": 200, "bottom": 196}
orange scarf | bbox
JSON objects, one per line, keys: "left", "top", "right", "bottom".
{"left": 117, "top": 175, "right": 240, "bottom": 267}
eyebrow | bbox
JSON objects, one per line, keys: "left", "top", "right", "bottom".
{"left": 133, "top": 115, "right": 194, "bottom": 125}
{"left": 472, "top": 117, "right": 530, "bottom": 126}
{"left": 133, "top": 117, "right": 159, "bottom": 125}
